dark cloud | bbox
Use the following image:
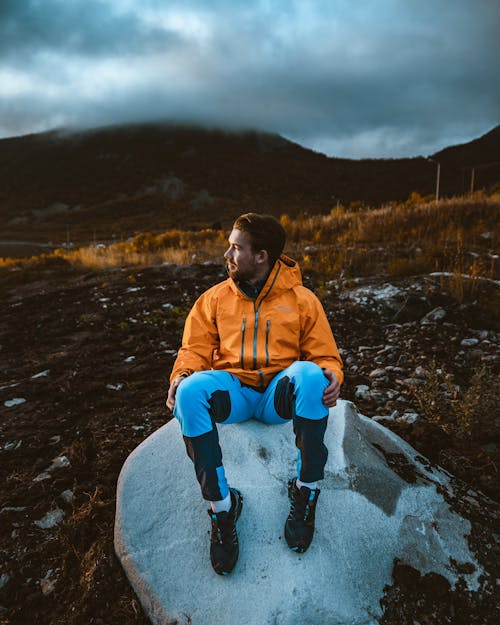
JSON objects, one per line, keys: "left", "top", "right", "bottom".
{"left": 0, "top": 0, "right": 178, "bottom": 62}
{"left": 0, "top": 0, "right": 498, "bottom": 157}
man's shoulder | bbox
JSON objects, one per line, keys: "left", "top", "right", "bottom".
{"left": 198, "top": 278, "right": 233, "bottom": 300}
{"left": 292, "top": 284, "right": 319, "bottom": 302}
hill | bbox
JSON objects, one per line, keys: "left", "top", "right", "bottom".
{"left": 0, "top": 123, "right": 499, "bottom": 246}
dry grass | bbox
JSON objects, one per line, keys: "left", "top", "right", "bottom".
{"left": 1, "top": 192, "right": 498, "bottom": 292}
{"left": 409, "top": 363, "right": 500, "bottom": 442}
{"left": 282, "top": 191, "right": 499, "bottom": 286}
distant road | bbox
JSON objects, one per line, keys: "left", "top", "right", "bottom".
{"left": 0, "top": 240, "right": 59, "bottom": 259}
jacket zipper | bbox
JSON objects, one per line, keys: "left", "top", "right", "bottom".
{"left": 265, "top": 319, "right": 271, "bottom": 366}
{"left": 253, "top": 309, "right": 260, "bottom": 369}
{"left": 240, "top": 317, "right": 247, "bottom": 368}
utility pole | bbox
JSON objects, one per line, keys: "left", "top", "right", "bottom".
{"left": 428, "top": 158, "right": 440, "bottom": 203}
{"left": 434, "top": 161, "right": 440, "bottom": 204}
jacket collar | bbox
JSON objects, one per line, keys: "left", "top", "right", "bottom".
{"left": 228, "top": 254, "right": 302, "bottom": 305}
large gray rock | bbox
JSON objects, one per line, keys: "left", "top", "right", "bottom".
{"left": 114, "top": 400, "right": 482, "bottom": 625}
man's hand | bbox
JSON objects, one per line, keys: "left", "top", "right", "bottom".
{"left": 322, "top": 369, "right": 340, "bottom": 407}
{"left": 166, "top": 376, "right": 186, "bottom": 412}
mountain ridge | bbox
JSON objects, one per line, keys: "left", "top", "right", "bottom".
{"left": 0, "top": 122, "right": 498, "bottom": 243}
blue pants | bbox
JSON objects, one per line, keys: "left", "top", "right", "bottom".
{"left": 174, "top": 361, "right": 329, "bottom": 501}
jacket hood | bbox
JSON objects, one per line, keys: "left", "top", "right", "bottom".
{"left": 229, "top": 254, "right": 302, "bottom": 303}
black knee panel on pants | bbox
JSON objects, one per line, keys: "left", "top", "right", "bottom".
{"left": 294, "top": 414, "right": 329, "bottom": 482}
{"left": 208, "top": 389, "right": 232, "bottom": 423}
{"left": 183, "top": 428, "right": 224, "bottom": 501}
{"left": 274, "top": 376, "right": 295, "bottom": 420}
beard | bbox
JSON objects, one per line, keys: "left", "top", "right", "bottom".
{"left": 226, "top": 260, "right": 258, "bottom": 282}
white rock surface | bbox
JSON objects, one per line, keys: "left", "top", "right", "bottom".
{"left": 115, "top": 400, "right": 481, "bottom": 625}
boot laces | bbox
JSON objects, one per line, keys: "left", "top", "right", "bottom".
{"left": 290, "top": 486, "right": 315, "bottom": 522}
{"left": 211, "top": 513, "right": 236, "bottom": 546}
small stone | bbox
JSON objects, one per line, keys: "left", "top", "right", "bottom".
{"left": 4, "top": 398, "right": 26, "bottom": 407}
{"left": 49, "top": 455, "right": 70, "bottom": 470}
{"left": 40, "top": 569, "right": 57, "bottom": 595}
{"left": 0, "top": 573, "right": 11, "bottom": 589}
{"left": 399, "top": 412, "right": 420, "bottom": 424}
{"left": 60, "top": 489, "right": 74, "bottom": 503}
{"left": 34, "top": 508, "right": 65, "bottom": 529}
{"left": 373, "top": 410, "right": 399, "bottom": 422}
{"left": 304, "top": 245, "right": 318, "bottom": 254}
{"left": 370, "top": 390, "right": 386, "bottom": 402}
{"left": 31, "top": 369, "right": 50, "bottom": 379}
{"left": 402, "top": 378, "right": 425, "bottom": 387}
{"left": 414, "top": 366, "right": 428, "bottom": 378}
{"left": 421, "top": 307, "right": 446, "bottom": 324}
{"left": 461, "top": 338, "right": 479, "bottom": 348}
{"left": 482, "top": 355, "right": 498, "bottom": 363}
{"left": 106, "top": 383, "right": 124, "bottom": 391}
{"left": 1, "top": 506, "right": 26, "bottom": 513}
{"left": 354, "top": 385, "right": 372, "bottom": 401}
{"left": 369, "top": 368, "right": 387, "bottom": 378}
{"left": 49, "top": 435, "right": 61, "bottom": 445}
{"left": 3, "top": 440, "right": 22, "bottom": 451}
{"left": 33, "top": 472, "right": 52, "bottom": 482}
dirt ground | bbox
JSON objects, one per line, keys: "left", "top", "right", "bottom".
{"left": 0, "top": 262, "right": 498, "bottom": 624}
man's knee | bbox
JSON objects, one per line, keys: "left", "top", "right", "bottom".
{"left": 287, "top": 360, "right": 324, "bottom": 383}
{"left": 274, "top": 362, "right": 326, "bottom": 421}
{"left": 175, "top": 371, "right": 205, "bottom": 408}
{"left": 175, "top": 372, "right": 232, "bottom": 436}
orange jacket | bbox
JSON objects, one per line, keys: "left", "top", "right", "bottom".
{"left": 170, "top": 254, "right": 343, "bottom": 389}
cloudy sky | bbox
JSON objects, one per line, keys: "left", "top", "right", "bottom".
{"left": 1, "top": 0, "right": 498, "bottom": 158}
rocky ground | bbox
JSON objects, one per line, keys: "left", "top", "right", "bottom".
{"left": 0, "top": 261, "right": 498, "bottom": 624}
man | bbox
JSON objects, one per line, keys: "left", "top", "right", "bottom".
{"left": 166, "top": 213, "right": 343, "bottom": 576}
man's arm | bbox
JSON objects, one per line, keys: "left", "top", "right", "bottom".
{"left": 166, "top": 374, "right": 187, "bottom": 411}
{"left": 170, "top": 291, "right": 220, "bottom": 382}
{"left": 321, "top": 368, "right": 341, "bottom": 407}
{"left": 167, "top": 291, "right": 219, "bottom": 411}
{"left": 299, "top": 291, "right": 344, "bottom": 406}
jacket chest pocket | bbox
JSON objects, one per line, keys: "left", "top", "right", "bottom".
{"left": 264, "top": 311, "right": 300, "bottom": 363}
{"left": 216, "top": 306, "right": 253, "bottom": 367}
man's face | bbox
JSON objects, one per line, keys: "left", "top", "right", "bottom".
{"left": 224, "top": 229, "right": 260, "bottom": 282}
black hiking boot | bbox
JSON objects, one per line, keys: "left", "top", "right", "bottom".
{"left": 208, "top": 487, "right": 243, "bottom": 575}
{"left": 284, "top": 478, "right": 320, "bottom": 553}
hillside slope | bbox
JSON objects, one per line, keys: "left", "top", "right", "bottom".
{"left": 0, "top": 123, "right": 498, "bottom": 244}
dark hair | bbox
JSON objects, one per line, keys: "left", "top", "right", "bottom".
{"left": 233, "top": 213, "right": 286, "bottom": 268}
